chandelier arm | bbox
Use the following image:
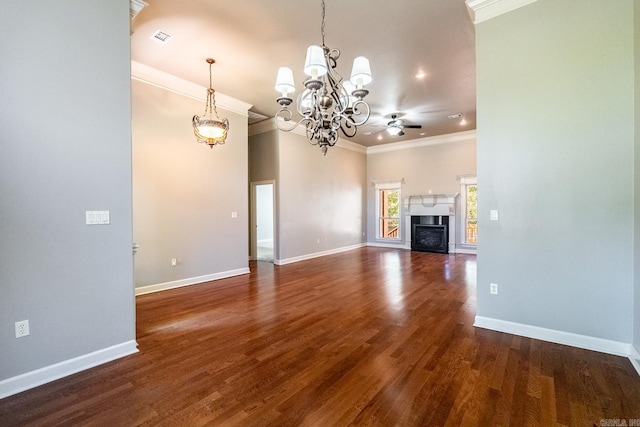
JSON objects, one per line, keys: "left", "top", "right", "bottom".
{"left": 344, "top": 99, "right": 371, "bottom": 127}
{"left": 275, "top": 107, "right": 312, "bottom": 132}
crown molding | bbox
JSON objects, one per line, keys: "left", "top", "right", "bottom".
{"left": 465, "top": 0, "right": 537, "bottom": 24}
{"left": 130, "top": 60, "right": 252, "bottom": 116}
{"left": 268, "top": 117, "right": 367, "bottom": 154}
{"left": 367, "top": 130, "right": 476, "bottom": 155}
{"left": 248, "top": 119, "right": 277, "bottom": 136}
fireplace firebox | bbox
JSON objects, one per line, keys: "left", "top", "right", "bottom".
{"left": 411, "top": 215, "right": 449, "bottom": 253}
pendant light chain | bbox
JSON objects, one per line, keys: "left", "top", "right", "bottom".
{"left": 204, "top": 59, "right": 221, "bottom": 120}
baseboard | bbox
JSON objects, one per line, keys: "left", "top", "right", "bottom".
{"left": 630, "top": 345, "right": 640, "bottom": 376}
{"left": 135, "top": 267, "right": 250, "bottom": 295}
{"left": 452, "top": 247, "right": 477, "bottom": 255}
{"left": 366, "top": 242, "right": 411, "bottom": 250}
{"left": 474, "top": 316, "right": 631, "bottom": 357}
{"left": 275, "top": 243, "right": 365, "bottom": 266}
{"left": 0, "top": 340, "right": 138, "bottom": 399}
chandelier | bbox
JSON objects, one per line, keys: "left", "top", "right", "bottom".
{"left": 274, "top": 0, "right": 372, "bottom": 155}
{"left": 192, "top": 58, "right": 229, "bottom": 148}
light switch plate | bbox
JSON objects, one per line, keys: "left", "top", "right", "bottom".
{"left": 490, "top": 210, "right": 499, "bottom": 221}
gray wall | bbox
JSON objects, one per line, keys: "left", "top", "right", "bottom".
{"left": 132, "top": 80, "right": 249, "bottom": 288}
{"left": 475, "top": 0, "right": 635, "bottom": 342}
{"left": 635, "top": 0, "right": 640, "bottom": 354}
{"left": 249, "top": 130, "right": 279, "bottom": 183}
{"left": 277, "top": 132, "right": 367, "bottom": 261}
{"left": 366, "top": 134, "right": 477, "bottom": 245}
{"left": 0, "top": 1, "right": 135, "bottom": 380}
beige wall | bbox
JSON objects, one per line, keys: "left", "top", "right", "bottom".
{"left": 277, "top": 132, "right": 367, "bottom": 262}
{"left": 132, "top": 80, "right": 249, "bottom": 289}
{"left": 366, "top": 132, "right": 477, "bottom": 246}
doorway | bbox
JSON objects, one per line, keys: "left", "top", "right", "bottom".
{"left": 250, "top": 181, "right": 275, "bottom": 263}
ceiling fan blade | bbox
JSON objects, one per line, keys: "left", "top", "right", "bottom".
{"left": 399, "top": 124, "right": 422, "bottom": 129}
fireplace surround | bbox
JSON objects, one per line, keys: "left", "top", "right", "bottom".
{"left": 404, "top": 193, "right": 458, "bottom": 253}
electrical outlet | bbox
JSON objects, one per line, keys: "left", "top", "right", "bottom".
{"left": 15, "top": 320, "right": 29, "bottom": 338}
{"left": 171, "top": 258, "right": 177, "bottom": 267}
{"left": 490, "top": 283, "right": 499, "bottom": 295}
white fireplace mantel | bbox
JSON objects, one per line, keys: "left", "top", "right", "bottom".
{"left": 404, "top": 193, "right": 459, "bottom": 253}
{"left": 404, "top": 193, "right": 458, "bottom": 216}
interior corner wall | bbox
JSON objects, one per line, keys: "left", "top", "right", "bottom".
{"left": 0, "top": 0, "right": 135, "bottom": 389}
{"left": 132, "top": 80, "right": 249, "bottom": 290}
{"left": 475, "top": 0, "right": 635, "bottom": 343}
{"left": 366, "top": 135, "right": 477, "bottom": 246}
{"left": 277, "top": 133, "right": 366, "bottom": 262}
{"left": 249, "top": 130, "right": 279, "bottom": 183}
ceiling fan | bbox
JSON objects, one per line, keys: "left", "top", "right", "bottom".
{"left": 385, "top": 114, "right": 422, "bottom": 136}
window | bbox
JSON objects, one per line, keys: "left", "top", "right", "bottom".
{"left": 459, "top": 176, "right": 477, "bottom": 245}
{"left": 375, "top": 180, "right": 402, "bottom": 240}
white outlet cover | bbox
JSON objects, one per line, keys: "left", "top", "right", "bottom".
{"left": 490, "top": 283, "right": 498, "bottom": 295}
{"left": 15, "top": 320, "right": 30, "bottom": 338}
{"left": 490, "top": 210, "right": 499, "bottom": 221}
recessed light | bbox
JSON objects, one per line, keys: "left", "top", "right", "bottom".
{"left": 415, "top": 72, "right": 427, "bottom": 79}
{"left": 377, "top": 134, "right": 383, "bottom": 140}
{"left": 460, "top": 118, "right": 467, "bottom": 126}
{"left": 150, "top": 30, "right": 173, "bottom": 45}
{"left": 420, "top": 132, "right": 426, "bottom": 136}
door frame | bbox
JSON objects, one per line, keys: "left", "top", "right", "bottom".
{"left": 250, "top": 180, "right": 276, "bottom": 262}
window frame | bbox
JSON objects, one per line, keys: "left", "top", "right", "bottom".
{"left": 374, "top": 180, "right": 402, "bottom": 241}
{"left": 459, "top": 175, "right": 477, "bottom": 246}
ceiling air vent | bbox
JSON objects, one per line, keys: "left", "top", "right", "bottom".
{"left": 150, "top": 30, "right": 173, "bottom": 45}
{"left": 130, "top": 0, "right": 148, "bottom": 22}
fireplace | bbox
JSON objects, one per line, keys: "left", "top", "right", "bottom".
{"left": 404, "top": 194, "right": 458, "bottom": 253}
{"left": 411, "top": 216, "right": 449, "bottom": 253}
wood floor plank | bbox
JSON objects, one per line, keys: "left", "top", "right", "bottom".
{"left": 1, "top": 248, "right": 639, "bottom": 426}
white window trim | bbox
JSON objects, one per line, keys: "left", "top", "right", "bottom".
{"left": 374, "top": 179, "right": 403, "bottom": 241}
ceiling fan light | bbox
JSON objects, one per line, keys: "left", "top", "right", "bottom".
{"left": 275, "top": 67, "right": 295, "bottom": 96}
{"left": 350, "top": 56, "right": 372, "bottom": 88}
{"left": 387, "top": 126, "right": 402, "bottom": 136}
{"left": 304, "top": 45, "right": 327, "bottom": 78}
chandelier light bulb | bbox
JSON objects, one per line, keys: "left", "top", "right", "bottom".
{"left": 350, "top": 56, "right": 372, "bottom": 88}
{"left": 304, "top": 45, "right": 328, "bottom": 77}
{"left": 275, "top": 67, "right": 295, "bottom": 97}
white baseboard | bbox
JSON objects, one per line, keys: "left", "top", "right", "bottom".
{"left": 630, "top": 345, "right": 640, "bottom": 376}
{"left": 452, "top": 247, "right": 477, "bottom": 255}
{"left": 275, "top": 243, "right": 365, "bottom": 266}
{"left": 135, "top": 268, "right": 250, "bottom": 295}
{"left": 474, "top": 316, "right": 631, "bottom": 357}
{"left": 366, "top": 242, "right": 411, "bottom": 250}
{"left": 0, "top": 340, "right": 138, "bottom": 399}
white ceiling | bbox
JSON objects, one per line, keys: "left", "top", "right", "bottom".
{"left": 130, "top": 0, "right": 476, "bottom": 147}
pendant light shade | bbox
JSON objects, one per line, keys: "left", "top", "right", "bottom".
{"left": 192, "top": 58, "right": 229, "bottom": 148}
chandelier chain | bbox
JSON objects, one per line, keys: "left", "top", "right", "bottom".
{"left": 321, "top": 0, "right": 326, "bottom": 47}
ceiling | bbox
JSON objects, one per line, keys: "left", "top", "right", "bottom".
{"left": 130, "top": 0, "right": 476, "bottom": 147}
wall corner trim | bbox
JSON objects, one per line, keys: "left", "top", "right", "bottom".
{"left": 130, "top": 60, "right": 253, "bottom": 116}
{"left": 0, "top": 340, "right": 138, "bottom": 399}
{"left": 465, "top": 0, "right": 537, "bottom": 24}
{"left": 474, "top": 316, "right": 632, "bottom": 358}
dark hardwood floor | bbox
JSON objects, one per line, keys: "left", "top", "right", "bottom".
{"left": 1, "top": 247, "right": 639, "bottom": 426}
